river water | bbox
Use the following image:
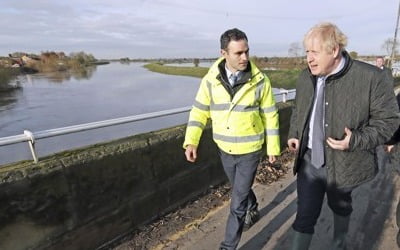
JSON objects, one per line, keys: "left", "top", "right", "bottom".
{"left": 0, "top": 62, "right": 292, "bottom": 165}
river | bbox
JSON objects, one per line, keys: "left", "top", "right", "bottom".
{"left": 0, "top": 62, "right": 292, "bottom": 165}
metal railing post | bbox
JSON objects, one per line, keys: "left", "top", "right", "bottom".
{"left": 24, "top": 130, "right": 38, "bottom": 163}
{"left": 280, "top": 88, "right": 289, "bottom": 103}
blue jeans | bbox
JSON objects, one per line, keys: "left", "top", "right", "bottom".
{"left": 293, "top": 149, "right": 353, "bottom": 234}
{"left": 219, "top": 149, "right": 261, "bottom": 249}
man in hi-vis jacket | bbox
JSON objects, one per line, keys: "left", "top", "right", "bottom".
{"left": 183, "top": 28, "right": 280, "bottom": 250}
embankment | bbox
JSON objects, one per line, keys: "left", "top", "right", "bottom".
{"left": 0, "top": 102, "right": 292, "bottom": 250}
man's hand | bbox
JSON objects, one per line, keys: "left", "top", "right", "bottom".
{"left": 288, "top": 138, "right": 299, "bottom": 152}
{"left": 268, "top": 155, "right": 277, "bottom": 163}
{"left": 326, "top": 127, "right": 352, "bottom": 151}
{"left": 185, "top": 144, "right": 198, "bottom": 162}
{"left": 384, "top": 144, "right": 395, "bottom": 153}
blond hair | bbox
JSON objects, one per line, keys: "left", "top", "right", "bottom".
{"left": 303, "top": 22, "right": 348, "bottom": 54}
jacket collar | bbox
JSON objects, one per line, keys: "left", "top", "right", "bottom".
{"left": 216, "top": 59, "right": 252, "bottom": 85}
{"left": 307, "top": 51, "right": 353, "bottom": 82}
{"left": 327, "top": 51, "right": 352, "bottom": 81}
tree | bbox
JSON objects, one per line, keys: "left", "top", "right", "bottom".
{"left": 69, "top": 51, "right": 96, "bottom": 65}
{"left": 382, "top": 38, "right": 399, "bottom": 56}
{"left": 288, "top": 42, "right": 302, "bottom": 57}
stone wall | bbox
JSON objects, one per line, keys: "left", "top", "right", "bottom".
{"left": 0, "top": 103, "right": 293, "bottom": 250}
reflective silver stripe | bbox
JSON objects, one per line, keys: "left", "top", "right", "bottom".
{"left": 193, "top": 100, "right": 209, "bottom": 111}
{"left": 188, "top": 121, "right": 205, "bottom": 129}
{"left": 265, "top": 129, "right": 280, "bottom": 136}
{"left": 207, "top": 80, "right": 214, "bottom": 105}
{"left": 262, "top": 105, "right": 277, "bottom": 113}
{"left": 210, "top": 103, "right": 230, "bottom": 111}
{"left": 209, "top": 103, "right": 260, "bottom": 112}
{"left": 213, "top": 133, "right": 264, "bottom": 143}
{"left": 255, "top": 79, "right": 264, "bottom": 102}
{"left": 232, "top": 104, "right": 258, "bottom": 112}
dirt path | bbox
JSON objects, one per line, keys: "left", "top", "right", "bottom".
{"left": 111, "top": 147, "right": 400, "bottom": 250}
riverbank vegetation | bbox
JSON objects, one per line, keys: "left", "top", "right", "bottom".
{"left": 0, "top": 67, "right": 20, "bottom": 89}
{"left": 0, "top": 51, "right": 108, "bottom": 87}
{"left": 144, "top": 56, "right": 400, "bottom": 89}
{"left": 144, "top": 61, "right": 301, "bottom": 89}
{"left": 35, "top": 51, "right": 98, "bottom": 72}
{"left": 1, "top": 51, "right": 102, "bottom": 72}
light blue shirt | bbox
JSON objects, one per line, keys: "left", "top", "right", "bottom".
{"left": 225, "top": 66, "right": 242, "bottom": 86}
{"left": 308, "top": 56, "right": 345, "bottom": 149}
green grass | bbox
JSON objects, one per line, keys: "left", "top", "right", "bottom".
{"left": 263, "top": 69, "right": 300, "bottom": 89}
{"left": 144, "top": 63, "right": 400, "bottom": 90}
{"left": 143, "top": 63, "right": 300, "bottom": 89}
{"left": 143, "top": 63, "right": 209, "bottom": 78}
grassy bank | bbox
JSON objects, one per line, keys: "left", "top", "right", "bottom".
{"left": 143, "top": 63, "right": 209, "bottom": 78}
{"left": 264, "top": 69, "right": 300, "bottom": 89}
{"left": 144, "top": 62, "right": 400, "bottom": 90}
{"left": 0, "top": 67, "right": 20, "bottom": 87}
{"left": 143, "top": 63, "right": 300, "bottom": 89}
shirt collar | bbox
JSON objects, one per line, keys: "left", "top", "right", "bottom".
{"left": 327, "top": 55, "right": 345, "bottom": 77}
{"left": 225, "top": 65, "right": 241, "bottom": 79}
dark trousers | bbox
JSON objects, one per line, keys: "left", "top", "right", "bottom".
{"left": 293, "top": 149, "right": 353, "bottom": 234}
{"left": 219, "top": 149, "right": 261, "bottom": 250}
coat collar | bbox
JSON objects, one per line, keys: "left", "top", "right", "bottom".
{"left": 307, "top": 51, "right": 353, "bottom": 83}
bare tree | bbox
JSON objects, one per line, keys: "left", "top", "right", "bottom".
{"left": 382, "top": 38, "right": 399, "bottom": 56}
{"left": 288, "top": 42, "right": 302, "bottom": 57}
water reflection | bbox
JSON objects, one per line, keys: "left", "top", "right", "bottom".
{"left": 0, "top": 64, "right": 98, "bottom": 113}
{"left": 35, "top": 66, "right": 97, "bottom": 83}
{"left": 0, "top": 88, "right": 21, "bottom": 112}
{"left": 0, "top": 71, "right": 22, "bottom": 112}
{"left": 0, "top": 62, "right": 201, "bottom": 165}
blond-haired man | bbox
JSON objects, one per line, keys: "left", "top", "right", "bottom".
{"left": 288, "top": 22, "right": 399, "bottom": 249}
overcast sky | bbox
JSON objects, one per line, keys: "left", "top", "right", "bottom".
{"left": 1, "top": 0, "right": 399, "bottom": 59}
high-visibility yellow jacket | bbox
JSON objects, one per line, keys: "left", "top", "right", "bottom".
{"left": 183, "top": 58, "right": 280, "bottom": 156}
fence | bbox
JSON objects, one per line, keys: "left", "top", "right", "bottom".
{"left": 0, "top": 89, "right": 296, "bottom": 164}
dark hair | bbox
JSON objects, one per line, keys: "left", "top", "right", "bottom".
{"left": 220, "top": 28, "right": 248, "bottom": 50}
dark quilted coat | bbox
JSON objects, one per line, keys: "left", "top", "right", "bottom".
{"left": 386, "top": 93, "right": 400, "bottom": 145}
{"left": 288, "top": 51, "right": 400, "bottom": 188}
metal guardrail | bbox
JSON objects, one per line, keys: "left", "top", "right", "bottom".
{"left": 0, "top": 89, "right": 296, "bottom": 163}
{"left": 279, "top": 88, "right": 296, "bottom": 103}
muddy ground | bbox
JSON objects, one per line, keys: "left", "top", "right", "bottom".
{"left": 108, "top": 150, "right": 296, "bottom": 250}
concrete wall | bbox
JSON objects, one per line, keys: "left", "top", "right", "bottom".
{"left": 0, "top": 103, "right": 293, "bottom": 250}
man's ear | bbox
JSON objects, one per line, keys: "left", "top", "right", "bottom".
{"left": 221, "top": 49, "right": 227, "bottom": 58}
{"left": 333, "top": 46, "right": 340, "bottom": 58}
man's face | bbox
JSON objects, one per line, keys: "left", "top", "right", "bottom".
{"left": 221, "top": 39, "right": 249, "bottom": 72}
{"left": 305, "top": 36, "right": 339, "bottom": 76}
{"left": 376, "top": 58, "right": 384, "bottom": 68}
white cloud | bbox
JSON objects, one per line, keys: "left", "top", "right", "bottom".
{"left": 0, "top": 0, "right": 398, "bottom": 58}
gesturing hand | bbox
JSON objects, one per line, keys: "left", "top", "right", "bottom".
{"left": 326, "top": 127, "right": 352, "bottom": 151}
